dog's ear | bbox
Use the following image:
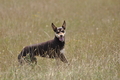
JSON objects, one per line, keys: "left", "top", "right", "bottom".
{"left": 51, "top": 23, "right": 57, "bottom": 32}
{"left": 62, "top": 21, "right": 66, "bottom": 30}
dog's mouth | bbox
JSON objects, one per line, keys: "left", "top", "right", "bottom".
{"left": 59, "top": 36, "right": 65, "bottom": 42}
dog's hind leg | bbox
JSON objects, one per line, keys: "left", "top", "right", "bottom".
{"left": 18, "top": 50, "right": 28, "bottom": 65}
{"left": 29, "top": 52, "right": 37, "bottom": 64}
{"left": 18, "top": 48, "right": 30, "bottom": 65}
{"left": 31, "top": 56, "right": 37, "bottom": 64}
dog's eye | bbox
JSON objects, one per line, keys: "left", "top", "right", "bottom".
{"left": 56, "top": 32, "right": 60, "bottom": 34}
{"left": 61, "top": 31, "right": 64, "bottom": 33}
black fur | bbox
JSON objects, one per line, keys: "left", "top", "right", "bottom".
{"left": 18, "top": 21, "right": 68, "bottom": 65}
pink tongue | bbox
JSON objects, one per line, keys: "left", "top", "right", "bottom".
{"left": 59, "top": 37, "right": 64, "bottom": 41}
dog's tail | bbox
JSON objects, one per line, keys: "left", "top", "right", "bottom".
{"left": 18, "top": 52, "right": 21, "bottom": 60}
{"left": 18, "top": 51, "right": 23, "bottom": 64}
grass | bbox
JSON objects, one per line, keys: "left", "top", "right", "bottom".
{"left": 0, "top": 0, "right": 120, "bottom": 80}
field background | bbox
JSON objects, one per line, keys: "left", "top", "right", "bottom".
{"left": 0, "top": 0, "right": 120, "bottom": 80}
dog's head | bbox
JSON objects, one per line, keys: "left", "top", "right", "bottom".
{"left": 51, "top": 21, "right": 66, "bottom": 42}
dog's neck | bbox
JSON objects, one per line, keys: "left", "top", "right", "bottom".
{"left": 53, "top": 36, "right": 65, "bottom": 50}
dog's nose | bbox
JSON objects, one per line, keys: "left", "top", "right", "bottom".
{"left": 60, "top": 35, "right": 63, "bottom": 37}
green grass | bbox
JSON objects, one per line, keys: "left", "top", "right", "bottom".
{"left": 0, "top": 0, "right": 120, "bottom": 80}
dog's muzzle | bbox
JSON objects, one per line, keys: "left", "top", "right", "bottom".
{"left": 55, "top": 32, "right": 65, "bottom": 42}
{"left": 59, "top": 35, "right": 65, "bottom": 42}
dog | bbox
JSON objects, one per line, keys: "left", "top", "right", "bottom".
{"left": 18, "top": 21, "right": 68, "bottom": 65}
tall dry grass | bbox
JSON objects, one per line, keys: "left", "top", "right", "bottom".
{"left": 0, "top": 0, "right": 120, "bottom": 80}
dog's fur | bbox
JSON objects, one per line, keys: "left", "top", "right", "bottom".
{"left": 18, "top": 21, "right": 68, "bottom": 65}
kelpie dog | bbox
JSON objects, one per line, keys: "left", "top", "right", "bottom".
{"left": 18, "top": 21, "right": 68, "bottom": 65}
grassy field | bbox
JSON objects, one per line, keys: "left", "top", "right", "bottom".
{"left": 0, "top": 0, "right": 120, "bottom": 80}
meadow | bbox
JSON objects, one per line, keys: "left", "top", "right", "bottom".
{"left": 0, "top": 0, "right": 119, "bottom": 80}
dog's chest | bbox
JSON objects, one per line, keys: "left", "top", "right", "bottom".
{"left": 60, "top": 48, "right": 65, "bottom": 54}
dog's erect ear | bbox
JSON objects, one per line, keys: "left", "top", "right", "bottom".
{"left": 51, "top": 23, "right": 57, "bottom": 32}
{"left": 62, "top": 21, "right": 66, "bottom": 30}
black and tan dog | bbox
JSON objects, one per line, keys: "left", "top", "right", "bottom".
{"left": 18, "top": 21, "right": 68, "bottom": 65}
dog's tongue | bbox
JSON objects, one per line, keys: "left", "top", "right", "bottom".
{"left": 59, "top": 37, "right": 64, "bottom": 42}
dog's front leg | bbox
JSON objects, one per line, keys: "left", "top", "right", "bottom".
{"left": 59, "top": 53, "right": 68, "bottom": 63}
